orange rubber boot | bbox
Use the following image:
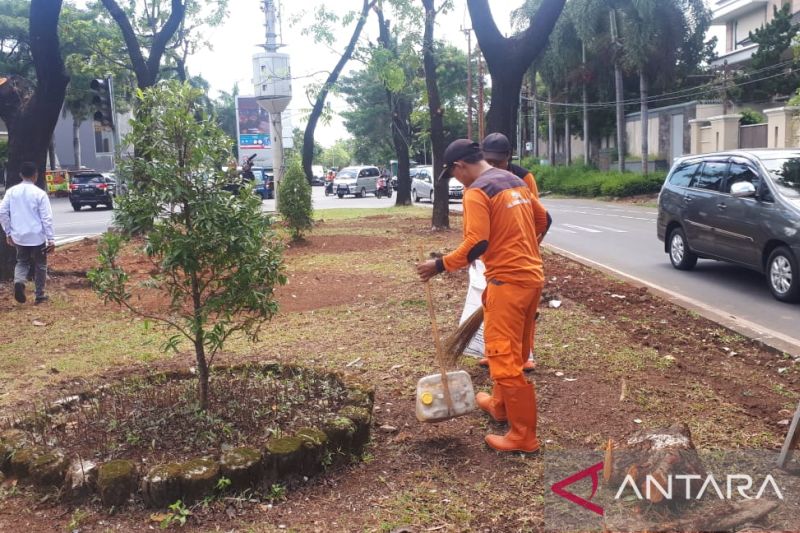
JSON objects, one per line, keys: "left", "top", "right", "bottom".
{"left": 485, "top": 383, "right": 540, "bottom": 453}
{"left": 476, "top": 385, "right": 507, "bottom": 422}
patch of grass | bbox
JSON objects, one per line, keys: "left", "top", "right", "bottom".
{"left": 374, "top": 484, "right": 473, "bottom": 532}
{"left": 314, "top": 207, "right": 429, "bottom": 221}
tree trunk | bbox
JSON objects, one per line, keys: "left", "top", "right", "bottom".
{"left": 640, "top": 71, "right": 649, "bottom": 176}
{"left": 48, "top": 136, "right": 56, "bottom": 170}
{"left": 0, "top": 0, "right": 70, "bottom": 281}
{"left": 467, "top": 0, "right": 566, "bottom": 143}
{"left": 611, "top": 10, "right": 625, "bottom": 172}
{"left": 302, "top": 0, "right": 374, "bottom": 183}
{"left": 194, "top": 333, "right": 209, "bottom": 411}
{"left": 73, "top": 118, "right": 82, "bottom": 168}
{"left": 422, "top": 0, "right": 448, "bottom": 230}
{"left": 531, "top": 70, "right": 539, "bottom": 159}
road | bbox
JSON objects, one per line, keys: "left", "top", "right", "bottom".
{"left": 50, "top": 186, "right": 395, "bottom": 244}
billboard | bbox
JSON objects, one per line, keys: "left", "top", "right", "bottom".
{"left": 236, "top": 97, "right": 271, "bottom": 149}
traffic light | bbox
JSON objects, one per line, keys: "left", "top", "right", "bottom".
{"left": 90, "top": 77, "right": 115, "bottom": 128}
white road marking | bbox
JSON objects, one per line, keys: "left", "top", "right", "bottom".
{"left": 588, "top": 225, "right": 628, "bottom": 233}
{"left": 562, "top": 224, "right": 602, "bottom": 233}
{"left": 551, "top": 227, "right": 578, "bottom": 234}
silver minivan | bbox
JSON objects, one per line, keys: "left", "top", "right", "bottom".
{"left": 333, "top": 166, "right": 380, "bottom": 198}
{"left": 657, "top": 149, "right": 800, "bottom": 302}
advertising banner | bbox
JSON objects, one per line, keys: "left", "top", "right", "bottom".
{"left": 236, "top": 97, "right": 271, "bottom": 149}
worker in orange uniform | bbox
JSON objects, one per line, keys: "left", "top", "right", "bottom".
{"left": 417, "top": 139, "right": 547, "bottom": 453}
{"left": 473, "top": 132, "right": 552, "bottom": 372}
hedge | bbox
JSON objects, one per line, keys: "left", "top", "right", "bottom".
{"left": 518, "top": 159, "right": 665, "bottom": 198}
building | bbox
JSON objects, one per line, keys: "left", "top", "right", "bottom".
{"left": 52, "top": 107, "right": 133, "bottom": 172}
{"left": 711, "top": 0, "right": 800, "bottom": 67}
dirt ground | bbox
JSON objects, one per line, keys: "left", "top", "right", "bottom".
{"left": 0, "top": 209, "right": 798, "bottom": 532}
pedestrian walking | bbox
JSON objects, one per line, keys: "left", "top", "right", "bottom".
{"left": 416, "top": 140, "right": 547, "bottom": 453}
{"left": 0, "top": 162, "right": 55, "bottom": 304}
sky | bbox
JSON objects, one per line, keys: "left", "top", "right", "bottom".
{"left": 189, "top": 0, "right": 524, "bottom": 147}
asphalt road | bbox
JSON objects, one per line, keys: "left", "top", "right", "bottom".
{"left": 50, "top": 186, "right": 396, "bottom": 245}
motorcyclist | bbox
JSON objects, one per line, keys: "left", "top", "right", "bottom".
{"left": 325, "top": 170, "right": 335, "bottom": 195}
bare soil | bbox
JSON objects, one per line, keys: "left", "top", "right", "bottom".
{"left": 0, "top": 210, "right": 797, "bottom": 532}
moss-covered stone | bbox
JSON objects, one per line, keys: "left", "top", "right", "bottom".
{"left": 345, "top": 390, "right": 372, "bottom": 408}
{"left": 263, "top": 436, "right": 304, "bottom": 483}
{"left": 220, "top": 446, "right": 262, "bottom": 491}
{"left": 321, "top": 417, "right": 356, "bottom": 460}
{"left": 9, "top": 446, "right": 36, "bottom": 478}
{"left": 338, "top": 406, "right": 372, "bottom": 453}
{"left": 65, "top": 459, "right": 98, "bottom": 498}
{"left": 297, "top": 428, "right": 328, "bottom": 476}
{"left": 97, "top": 460, "right": 137, "bottom": 507}
{"left": 0, "top": 429, "right": 29, "bottom": 472}
{"left": 178, "top": 458, "right": 220, "bottom": 503}
{"left": 141, "top": 463, "right": 182, "bottom": 508}
{"left": 28, "top": 449, "right": 68, "bottom": 487}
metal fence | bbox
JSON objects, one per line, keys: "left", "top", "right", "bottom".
{"left": 740, "top": 123, "right": 768, "bottom": 149}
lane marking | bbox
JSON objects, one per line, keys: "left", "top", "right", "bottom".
{"left": 551, "top": 227, "right": 578, "bottom": 234}
{"left": 587, "top": 225, "right": 628, "bottom": 233}
{"left": 542, "top": 243, "right": 800, "bottom": 358}
{"left": 562, "top": 223, "right": 602, "bottom": 233}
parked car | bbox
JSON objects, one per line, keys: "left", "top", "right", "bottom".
{"left": 68, "top": 172, "right": 116, "bottom": 210}
{"left": 411, "top": 166, "right": 434, "bottom": 203}
{"left": 333, "top": 166, "right": 380, "bottom": 198}
{"left": 311, "top": 165, "right": 325, "bottom": 186}
{"left": 657, "top": 149, "right": 800, "bottom": 302}
{"left": 252, "top": 167, "right": 274, "bottom": 199}
{"left": 448, "top": 179, "right": 464, "bottom": 200}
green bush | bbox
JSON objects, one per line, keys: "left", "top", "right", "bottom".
{"left": 517, "top": 160, "right": 664, "bottom": 198}
{"left": 279, "top": 160, "right": 314, "bottom": 241}
{"left": 739, "top": 108, "right": 766, "bottom": 126}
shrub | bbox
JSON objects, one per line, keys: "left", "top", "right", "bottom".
{"left": 279, "top": 160, "right": 314, "bottom": 241}
{"left": 739, "top": 108, "right": 766, "bottom": 126}
{"left": 521, "top": 164, "right": 665, "bottom": 198}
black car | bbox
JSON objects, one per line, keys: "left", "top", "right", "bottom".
{"left": 68, "top": 172, "right": 116, "bottom": 211}
{"left": 657, "top": 150, "right": 800, "bottom": 302}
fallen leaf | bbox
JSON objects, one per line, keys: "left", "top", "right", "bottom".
{"left": 150, "top": 513, "right": 170, "bottom": 523}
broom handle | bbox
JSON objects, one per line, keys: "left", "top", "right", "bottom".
{"left": 420, "top": 247, "right": 455, "bottom": 414}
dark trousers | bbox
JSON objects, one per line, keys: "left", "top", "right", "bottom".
{"left": 14, "top": 245, "right": 47, "bottom": 299}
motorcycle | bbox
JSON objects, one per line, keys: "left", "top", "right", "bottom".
{"left": 375, "top": 177, "right": 392, "bottom": 199}
{"left": 324, "top": 179, "right": 335, "bottom": 196}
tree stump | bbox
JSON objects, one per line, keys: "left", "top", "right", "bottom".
{"left": 141, "top": 463, "right": 182, "bottom": 507}
{"left": 220, "top": 447, "right": 262, "bottom": 491}
{"left": 607, "top": 422, "right": 706, "bottom": 505}
{"left": 263, "top": 436, "right": 304, "bottom": 485}
{"left": 97, "top": 460, "right": 137, "bottom": 507}
{"left": 322, "top": 416, "right": 356, "bottom": 461}
{"left": 65, "top": 459, "right": 98, "bottom": 498}
{"left": 0, "top": 430, "right": 29, "bottom": 472}
{"left": 177, "top": 458, "right": 220, "bottom": 504}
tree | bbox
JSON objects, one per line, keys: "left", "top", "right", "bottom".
{"left": 99, "top": 0, "right": 187, "bottom": 89}
{"left": 339, "top": 67, "right": 398, "bottom": 165}
{"left": 279, "top": 160, "right": 314, "bottom": 241}
{"left": 89, "top": 81, "right": 285, "bottom": 411}
{"left": 0, "top": 0, "right": 33, "bottom": 78}
{"left": 0, "top": 0, "right": 70, "bottom": 280}
{"left": 467, "top": 0, "right": 566, "bottom": 143}
{"left": 421, "top": 0, "right": 450, "bottom": 229}
{"left": 301, "top": 1, "right": 376, "bottom": 184}
{"left": 213, "top": 83, "right": 238, "bottom": 157}
{"left": 320, "top": 139, "right": 354, "bottom": 170}
{"left": 742, "top": 4, "right": 800, "bottom": 102}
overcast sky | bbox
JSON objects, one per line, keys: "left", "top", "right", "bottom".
{"left": 189, "top": 0, "right": 524, "bottom": 147}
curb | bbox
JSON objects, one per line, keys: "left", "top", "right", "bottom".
{"left": 543, "top": 242, "right": 800, "bottom": 359}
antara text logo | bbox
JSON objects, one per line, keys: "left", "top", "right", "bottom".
{"left": 551, "top": 462, "right": 784, "bottom": 516}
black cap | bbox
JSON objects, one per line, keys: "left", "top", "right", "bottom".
{"left": 481, "top": 132, "right": 512, "bottom": 161}
{"left": 438, "top": 139, "right": 482, "bottom": 181}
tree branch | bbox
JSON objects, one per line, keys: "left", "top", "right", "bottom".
{"left": 146, "top": 0, "right": 186, "bottom": 83}
{"left": 100, "top": 0, "right": 149, "bottom": 86}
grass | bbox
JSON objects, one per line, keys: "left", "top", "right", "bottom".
{"left": 314, "top": 206, "right": 429, "bottom": 221}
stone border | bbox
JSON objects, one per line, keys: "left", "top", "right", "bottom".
{"left": 0, "top": 362, "right": 374, "bottom": 508}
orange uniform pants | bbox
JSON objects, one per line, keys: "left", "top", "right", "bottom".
{"left": 482, "top": 280, "right": 543, "bottom": 387}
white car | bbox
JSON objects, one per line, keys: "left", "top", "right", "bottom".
{"left": 333, "top": 166, "right": 380, "bottom": 198}
{"left": 411, "top": 166, "right": 463, "bottom": 202}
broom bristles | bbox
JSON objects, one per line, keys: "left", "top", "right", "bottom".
{"left": 441, "top": 307, "right": 484, "bottom": 368}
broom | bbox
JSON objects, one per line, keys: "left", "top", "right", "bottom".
{"left": 420, "top": 247, "right": 455, "bottom": 415}
{"left": 442, "top": 307, "right": 484, "bottom": 368}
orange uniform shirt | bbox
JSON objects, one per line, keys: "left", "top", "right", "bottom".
{"left": 510, "top": 164, "right": 540, "bottom": 199}
{"left": 443, "top": 168, "right": 547, "bottom": 287}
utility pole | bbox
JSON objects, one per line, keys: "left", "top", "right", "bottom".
{"left": 582, "top": 42, "right": 589, "bottom": 166}
{"left": 610, "top": 9, "right": 625, "bottom": 172}
{"left": 721, "top": 60, "right": 730, "bottom": 114}
{"left": 548, "top": 90, "right": 555, "bottom": 165}
{"left": 477, "top": 47, "right": 485, "bottom": 140}
{"left": 532, "top": 70, "right": 539, "bottom": 159}
{"left": 462, "top": 27, "right": 473, "bottom": 139}
{"left": 564, "top": 83, "right": 571, "bottom": 166}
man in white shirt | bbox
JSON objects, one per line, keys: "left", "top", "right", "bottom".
{"left": 0, "top": 162, "right": 56, "bottom": 304}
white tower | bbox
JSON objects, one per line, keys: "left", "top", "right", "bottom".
{"left": 253, "top": 0, "right": 291, "bottom": 210}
